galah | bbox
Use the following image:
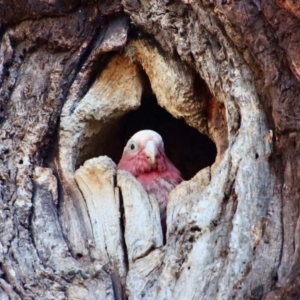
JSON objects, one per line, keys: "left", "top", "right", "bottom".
{"left": 118, "top": 130, "right": 182, "bottom": 234}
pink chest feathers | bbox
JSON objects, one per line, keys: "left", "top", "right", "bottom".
{"left": 118, "top": 130, "right": 183, "bottom": 229}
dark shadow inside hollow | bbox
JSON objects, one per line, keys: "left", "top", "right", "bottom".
{"left": 77, "top": 95, "right": 217, "bottom": 181}
{"left": 114, "top": 95, "right": 217, "bottom": 180}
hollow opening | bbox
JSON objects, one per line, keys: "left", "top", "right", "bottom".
{"left": 75, "top": 70, "right": 217, "bottom": 181}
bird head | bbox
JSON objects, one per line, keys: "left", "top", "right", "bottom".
{"left": 118, "top": 130, "right": 167, "bottom": 176}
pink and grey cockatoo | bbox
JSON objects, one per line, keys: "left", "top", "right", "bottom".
{"left": 118, "top": 130, "right": 182, "bottom": 233}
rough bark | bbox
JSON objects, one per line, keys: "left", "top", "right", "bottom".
{"left": 0, "top": 0, "right": 300, "bottom": 299}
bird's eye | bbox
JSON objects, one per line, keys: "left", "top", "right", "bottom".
{"left": 130, "top": 143, "right": 135, "bottom": 150}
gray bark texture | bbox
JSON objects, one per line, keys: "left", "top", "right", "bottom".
{"left": 0, "top": 0, "right": 300, "bottom": 299}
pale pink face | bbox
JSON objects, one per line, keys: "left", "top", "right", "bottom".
{"left": 118, "top": 130, "right": 167, "bottom": 175}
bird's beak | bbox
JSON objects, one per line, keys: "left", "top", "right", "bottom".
{"left": 144, "top": 140, "right": 158, "bottom": 166}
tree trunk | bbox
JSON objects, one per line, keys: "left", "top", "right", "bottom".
{"left": 1, "top": 0, "right": 300, "bottom": 299}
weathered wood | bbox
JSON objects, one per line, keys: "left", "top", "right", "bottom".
{"left": 58, "top": 53, "right": 142, "bottom": 258}
{"left": 126, "top": 39, "right": 207, "bottom": 133}
{"left": 0, "top": 2, "right": 128, "bottom": 299}
{"left": 117, "top": 170, "right": 163, "bottom": 265}
{"left": 1, "top": 0, "right": 300, "bottom": 299}
{"left": 74, "top": 157, "right": 126, "bottom": 280}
